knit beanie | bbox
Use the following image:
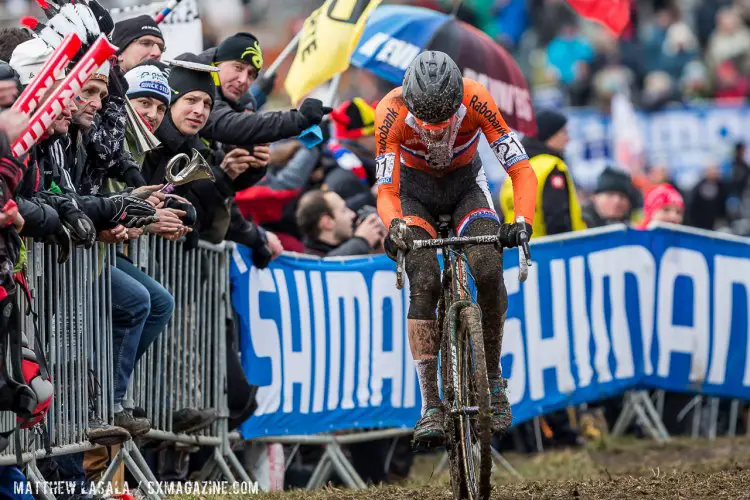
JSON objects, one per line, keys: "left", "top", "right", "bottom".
{"left": 169, "top": 53, "right": 217, "bottom": 107}
{"left": 595, "top": 166, "right": 632, "bottom": 197}
{"left": 535, "top": 109, "right": 568, "bottom": 143}
{"left": 111, "top": 15, "right": 164, "bottom": 54}
{"left": 213, "top": 32, "right": 263, "bottom": 72}
{"left": 330, "top": 98, "right": 376, "bottom": 140}
{"left": 10, "top": 38, "right": 64, "bottom": 86}
{"left": 125, "top": 61, "right": 170, "bottom": 106}
{"left": 642, "top": 183, "right": 684, "bottom": 224}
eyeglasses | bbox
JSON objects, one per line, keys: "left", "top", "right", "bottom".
{"left": 138, "top": 38, "right": 166, "bottom": 53}
{"left": 414, "top": 116, "right": 451, "bottom": 132}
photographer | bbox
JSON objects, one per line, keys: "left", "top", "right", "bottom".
{"left": 295, "top": 189, "right": 385, "bottom": 257}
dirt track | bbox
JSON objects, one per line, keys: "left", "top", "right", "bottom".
{"left": 178, "top": 437, "right": 750, "bottom": 499}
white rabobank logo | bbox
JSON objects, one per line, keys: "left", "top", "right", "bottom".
{"left": 357, "top": 32, "right": 420, "bottom": 71}
{"left": 247, "top": 267, "right": 416, "bottom": 416}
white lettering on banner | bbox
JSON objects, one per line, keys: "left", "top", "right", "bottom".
{"left": 284, "top": 271, "right": 312, "bottom": 413}
{"left": 656, "top": 249, "right": 710, "bottom": 382}
{"left": 310, "top": 272, "right": 327, "bottom": 412}
{"left": 569, "top": 256, "right": 594, "bottom": 388}
{"left": 326, "top": 272, "right": 370, "bottom": 410}
{"left": 589, "top": 246, "right": 654, "bottom": 380}
{"left": 707, "top": 256, "right": 750, "bottom": 385}
{"left": 375, "top": 38, "right": 420, "bottom": 70}
{"left": 249, "top": 268, "right": 281, "bottom": 415}
{"left": 358, "top": 32, "right": 389, "bottom": 57}
{"left": 526, "top": 261, "right": 575, "bottom": 400}
{"left": 371, "top": 271, "right": 404, "bottom": 407}
{"left": 463, "top": 68, "right": 533, "bottom": 122}
{"left": 502, "top": 268, "right": 525, "bottom": 405}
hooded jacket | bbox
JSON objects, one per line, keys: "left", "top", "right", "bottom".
{"left": 196, "top": 48, "right": 312, "bottom": 148}
{"left": 500, "top": 137, "right": 586, "bottom": 237}
{"left": 142, "top": 113, "right": 266, "bottom": 249}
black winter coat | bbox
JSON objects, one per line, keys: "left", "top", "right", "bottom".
{"left": 142, "top": 114, "right": 266, "bottom": 249}
{"left": 196, "top": 48, "right": 311, "bottom": 148}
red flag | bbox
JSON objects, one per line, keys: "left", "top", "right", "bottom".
{"left": 566, "top": 0, "right": 631, "bottom": 36}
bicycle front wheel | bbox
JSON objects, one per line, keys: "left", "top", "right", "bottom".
{"left": 445, "top": 304, "right": 492, "bottom": 500}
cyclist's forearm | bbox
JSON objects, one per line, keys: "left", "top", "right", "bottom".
{"left": 507, "top": 161, "right": 537, "bottom": 225}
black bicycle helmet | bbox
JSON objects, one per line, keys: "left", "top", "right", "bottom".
{"left": 402, "top": 51, "right": 463, "bottom": 124}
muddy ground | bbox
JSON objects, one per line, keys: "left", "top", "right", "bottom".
{"left": 178, "top": 436, "right": 750, "bottom": 499}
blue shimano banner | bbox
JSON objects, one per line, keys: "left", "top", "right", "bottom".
{"left": 232, "top": 225, "right": 750, "bottom": 439}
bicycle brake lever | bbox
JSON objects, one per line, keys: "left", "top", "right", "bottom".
{"left": 515, "top": 216, "right": 531, "bottom": 282}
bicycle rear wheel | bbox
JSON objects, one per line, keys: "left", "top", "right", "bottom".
{"left": 443, "top": 303, "right": 492, "bottom": 500}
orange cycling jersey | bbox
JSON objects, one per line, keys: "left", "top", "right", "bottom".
{"left": 374, "top": 78, "right": 537, "bottom": 229}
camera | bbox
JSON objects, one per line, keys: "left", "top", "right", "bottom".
{"left": 356, "top": 205, "right": 377, "bottom": 226}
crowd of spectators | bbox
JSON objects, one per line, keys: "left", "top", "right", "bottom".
{"left": 410, "top": 0, "right": 750, "bottom": 111}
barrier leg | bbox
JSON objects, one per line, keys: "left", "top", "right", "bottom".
{"left": 224, "top": 444, "right": 253, "bottom": 483}
{"left": 212, "top": 447, "right": 237, "bottom": 483}
{"left": 691, "top": 396, "right": 703, "bottom": 438}
{"left": 306, "top": 450, "right": 333, "bottom": 489}
{"left": 26, "top": 461, "right": 55, "bottom": 500}
{"left": 612, "top": 392, "right": 636, "bottom": 437}
{"left": 490, "top": 445, "right": 523, "bottom": 480}
{"left": 708, "top": 398, "right": 719, "bottom": 440}
{"left": 636, "top": 392, "right": 670, "bottom": 441}
{"left": 127, "top": 441, "right": 159, "bottom": 484}
{"left": 327, "top": 442, "right": 366, "bottom": 489}
{"left": 120, "top": 446, "right": 161, "bottom": 500}
{"left": 631, "top": 396, "right": 664, "bottom": 443}
{"left": 97, "top": 449, "right": 125, "bottom": 490}
{"left": 383, "top": 438, "right": 399, "bottom": 474}
{"left": 197, "top": 459, "right": 219, "bottom": 482}
{"left": 729, "top": 400, "right": 740, "bottom": 437}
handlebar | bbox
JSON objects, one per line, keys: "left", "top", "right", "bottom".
{"left": 394, "top": 218, "right": 532, "bottom": 289}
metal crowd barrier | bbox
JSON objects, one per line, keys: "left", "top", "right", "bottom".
{"left": 3, "top": 238, "right": 242, "bottom": 499}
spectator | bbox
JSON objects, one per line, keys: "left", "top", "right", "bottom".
{"left": 325, "top": 98, "right": 379, "bottom": 211}
{"left": 296, "top": 189, "right": 384, "bottom": 257}
{"left": 680, "top": 60, "right": 712, "bottom": 100}
{"left": 729, "top": 142, "right": 750, "bottom": 197}
{"left": 500, "top": 108, "right": 586, "bottom": 237}
{"left": 686, "top": 164, "right": 728, "bottom": 230}
{"left": 582, "top": 167, "right": 637, "bottom": 227}
{"left": 235, "top": 141, "right": 321, "bottom": 252}
{"left": 656, "top": 22, "right": 700, "bottom": 80}
{"left": 0, "top": 28, "right": 31, "bottom": 62}
{"left": 636, "top": 183, "right": 685, "bottom": 228}
{"left": 713, "top": 60, "right": 750, "bottom": 100}
{"left": 197, "top": 32, "right": 332, "bottom": 151}
{"left": 706, "top": 6, "right": 750, "bottom": 70}
{"left": 112, "top": 15, "right": 165, "bottom": 72}
{"left": 545, "top": 19, "right": 594, "bottom": 86}
{"left": 641, "top": 71, "right": 680, "bottom": 111}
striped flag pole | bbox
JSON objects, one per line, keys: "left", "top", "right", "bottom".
{"left": 153, "top": 0, "right": 182, "bottom": 24}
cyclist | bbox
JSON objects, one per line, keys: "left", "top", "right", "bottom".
{"left": 375, "top": 51, "right": 537, "bottom": 446}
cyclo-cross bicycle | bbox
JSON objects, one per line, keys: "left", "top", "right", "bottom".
{"left": 395, "top": 215, "right": 531, "bottom": 500}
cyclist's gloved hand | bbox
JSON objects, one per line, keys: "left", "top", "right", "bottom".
{"left": 297, "top": 98, "right": 333, "bottom": 128}
{"left": 384, "top": 218, "right": 412, "bottom": 261}
{"left": 109, "top": 193, "right": 159, "bottom": 228}
{"left": 498, "top": 220, "right": 532, "bottom": 248}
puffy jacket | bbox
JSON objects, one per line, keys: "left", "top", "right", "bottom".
{"left": 500, "top": 137, "right": 586, "bottom": 237}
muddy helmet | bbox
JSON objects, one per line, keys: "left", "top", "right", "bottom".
{"left": 402, "top": 51, "right": 463, "bottom": 124}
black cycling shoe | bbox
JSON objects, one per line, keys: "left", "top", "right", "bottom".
{"left": 412, "top": 406, "right": 446, "bottom": 449}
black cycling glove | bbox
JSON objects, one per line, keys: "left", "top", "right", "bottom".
{"left": 498, "top": 220, "right": 532, "bottom": 248}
